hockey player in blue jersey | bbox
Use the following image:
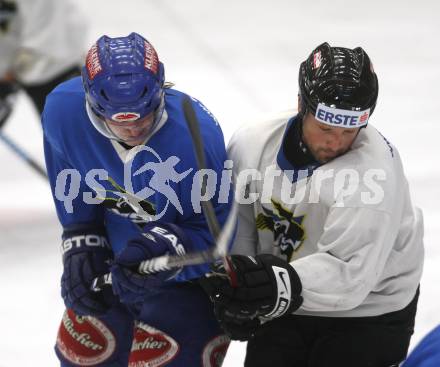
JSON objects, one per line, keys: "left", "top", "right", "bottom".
{"left": 43, "top": 32, "right": 231, "bottom": 366}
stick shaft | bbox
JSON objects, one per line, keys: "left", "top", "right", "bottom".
{"left": 0, "top": 132, "right": 47, "bottom": 179}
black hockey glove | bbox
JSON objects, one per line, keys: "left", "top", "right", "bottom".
{"left": 61, "top": 227, "right": 117, "bottom": 316}
{"left": 200, "top": 254, "right": 303, "bottom": 340}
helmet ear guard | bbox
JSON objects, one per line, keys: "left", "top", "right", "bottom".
{"left": 298, "top": 42, "right": 378, "bottom": 127}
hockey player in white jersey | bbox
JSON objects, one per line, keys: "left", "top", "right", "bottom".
{"left": 200, "top": 42, "right": 424, "bottom": 367}
{"left": 0, "top": 0, "right": 86, "bottom": 122}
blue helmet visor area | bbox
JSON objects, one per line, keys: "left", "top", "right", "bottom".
{"left": 82, "top": 62, "right": 165, "bottom": 122}
{"left": 85, "top": 92, "right": 165, "bottom": 144}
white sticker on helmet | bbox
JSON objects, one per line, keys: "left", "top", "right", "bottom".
{"left": 111, "top": 112, "right": 141, "bottom": 122}
{"left": 313, "top": 50, "right": 322, "bottom": 70}
{"left": 315, "top": 103, "right": 370, "bottom": 128}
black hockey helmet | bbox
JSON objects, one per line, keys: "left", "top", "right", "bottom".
{"left": 298, "top": 42, "right": 378, "bottom": 119}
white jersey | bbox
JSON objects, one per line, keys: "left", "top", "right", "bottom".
{"left": 0, "top": 0, "right": 87, "bottom": 84}
{"left": 228, "top": 110, "right": 424, "bottom": 317}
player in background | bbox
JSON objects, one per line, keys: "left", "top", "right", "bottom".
{"left": 0, "top": 0, "right": 86, "bottom": 126}
{"left": 200, "top": 42, "right": 424, "bottom": 367}
{"left": 43, "top": 33, "right": 231, "bottom": 366}
{"left": 402, "top": 324, "right": 440, "bottom": 367}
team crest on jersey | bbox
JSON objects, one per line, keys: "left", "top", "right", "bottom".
{"left": 129, "top": 322, "right": 179, "bottom": 367}
{"left": 202, "top": 335, "right": 230, "bottom": 367}
{"left": 56, "top": 309, "right": 116, "bottom": 366}
{"left": 256, "top": 199, "right": 306, "bottom": 261}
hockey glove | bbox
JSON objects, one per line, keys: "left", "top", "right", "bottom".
{"left": 111, "top": 223, "right": 188, "bottom": 304}
{"left": 200, "top": 254, "right": 303, "bottom": 340}
{"left": 61, "top": 227, "right": 117, "bottom": 316}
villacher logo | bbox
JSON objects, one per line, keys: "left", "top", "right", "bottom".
{"left": 56, "top": 309, "right": 116, "bottom": 366}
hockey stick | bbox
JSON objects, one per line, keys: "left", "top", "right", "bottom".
{"left": 92, "top": 201, "right": 237, "bottom": 291}
{"left": 0, "top": 131, "right": 48, "bottom": 179}
{"left": 0, "top": 92, "right": 48, "bottom": 180}
{"left": 91, "top": 96, "right": 238, "bottom": 291}
{"left": 181, "top": 96, "right": 238, "bottom": 285}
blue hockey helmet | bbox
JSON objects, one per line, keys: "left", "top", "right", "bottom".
{"left": 82, "top": 32, "right": 165, "bottom": 140}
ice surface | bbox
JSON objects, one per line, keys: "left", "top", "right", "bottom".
{"left": 1, "top": 0, "right": 439, "bottom": 365}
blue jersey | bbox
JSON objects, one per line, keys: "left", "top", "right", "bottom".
{"left": 42, "top": 76, "right": 231, "bottom": 281}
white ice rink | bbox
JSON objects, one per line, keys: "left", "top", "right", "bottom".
{"left": 1, "top": 0, "right": 439, "bottom": 365}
